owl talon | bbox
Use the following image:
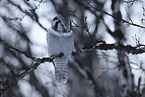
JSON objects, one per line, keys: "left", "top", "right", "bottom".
{"left": 50, "top": 53, "right": 64, "bottom": 59}
{"left": 59, "top": 53, "right": 64, "bottom": 58}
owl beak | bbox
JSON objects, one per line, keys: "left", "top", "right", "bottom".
{"left": 63, "top": 28, "right": 67, "bottom": 32}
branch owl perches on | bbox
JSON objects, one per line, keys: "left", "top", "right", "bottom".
{"left": 47, "top": 15, "right": 75, "bottom": 85}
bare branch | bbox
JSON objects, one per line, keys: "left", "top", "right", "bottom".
{"left": 77, "top": 1, "right": 145, "bottom": 29}
{"left": 0, "top": 52, "right": 63, "bottom": 93}
{"left": 7, "top": 0, "right": 47, "bottom": 31}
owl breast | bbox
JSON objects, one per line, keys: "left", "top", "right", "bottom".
{"left": 47, "top": 27, "right": 75, "bottom": 58}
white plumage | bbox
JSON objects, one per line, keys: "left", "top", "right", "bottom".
{"left": 47, "top": 17, "right": 75, "bottom": 85}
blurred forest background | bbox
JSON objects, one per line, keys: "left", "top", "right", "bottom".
{"left": 0, "top": 0, "right": 145, "bottom": 97}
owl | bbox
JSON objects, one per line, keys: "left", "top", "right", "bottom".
{"left": 47, "top": 16, "right": 75, "bottom": 85}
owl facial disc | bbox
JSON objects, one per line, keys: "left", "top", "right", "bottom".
{"left": 52, "top": 16, "right": 71, "bottom": 32}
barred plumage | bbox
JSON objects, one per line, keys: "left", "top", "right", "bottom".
{"left": 47, "top": 16, "right": 75, "bottom": 85}
{"left": 54, "top": 57, "right": 68, "bottom": 84}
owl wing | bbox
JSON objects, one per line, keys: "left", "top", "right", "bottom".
{"left": 47, "top": 27, "right": 62, "bottom": 57}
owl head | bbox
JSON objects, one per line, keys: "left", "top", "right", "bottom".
{"left": 52, "top": 15, "right": 71, "bottom": 32}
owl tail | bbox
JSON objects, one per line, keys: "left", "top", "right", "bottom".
{"left": 54, "top": 57, "right": 68, "bottom": 85}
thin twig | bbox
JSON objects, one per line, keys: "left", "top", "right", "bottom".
{"left": 85, "top": 1, "right": 145, "bottom": 29}
{"left": 0, "top": 53, "right": 63, "bottom": 92}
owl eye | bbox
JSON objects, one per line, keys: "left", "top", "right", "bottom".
{"left": 60, "top": 23, "right": 64, "bottom": 28}
{"left": 60, "top": 22, "right": 68, "bottom": 31}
